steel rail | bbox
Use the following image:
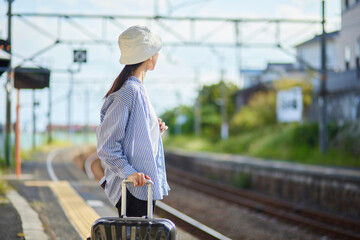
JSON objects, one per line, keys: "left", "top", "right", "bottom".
{"left": 86, "top": 151, "right": 360, "bottom": 239}
{"left": 155, "top": 201, "right": 231, "bottom": 240}
{"left": 167, "top": 165, "right": 360, "bottom": 231}
{"left": 166, "top": 165, "right": 360, "bottom": 240}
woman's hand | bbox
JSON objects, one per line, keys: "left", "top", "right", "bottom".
{"left": 127, "top": 172, "right": 151, "bottom": 186}
{"left": 158, "top": 118, "right": 168, "bottom": 135}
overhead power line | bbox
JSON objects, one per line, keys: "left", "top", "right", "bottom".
{"left": 12, "top": 13, "right": 321, "bottom": 23}
{"left": 10, "top": 12, "right": 324, "bottom": 72}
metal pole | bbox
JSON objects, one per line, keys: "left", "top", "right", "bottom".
{"left": 47, "top": 86, "right": 52, "bottom": 143}
{"left": 175, "top": 91, "right": 181, "bottom": 135}
{"left": 85, "top": 88, "right": 89, "bottom": 143}
{"left": 68, "top": 71, "right": 74, "bottom": 138}
{"left": 194, "top": 68, "right": 201, "bottom": 136}
{"left": 15, "top": 88, "right": 21, "bottom": 177}
{"left": 234, "top": 21, "right": 242, "bottom": 87}
{"left": 319, "top": 0, "right": 328, "bottom": 154}
{"left": 12, "top": 13, "right": 321, "bottom": 23}
{"left": 191, "top": 19, "right": 195, "bottom": 42}
{"left": 275, "top": 22, "right": 280, "bottom": 46}
{"left": 4, "top": 0, "right": 12, "bottom": 166}
{"left": 32, "top": 89, "right": 36, "bottom": 150}
{"left": 220, "top": 69, "right": 228, "bottom": 140}
{"left": 154, "top": 0, "right": 159, "bottom": 16}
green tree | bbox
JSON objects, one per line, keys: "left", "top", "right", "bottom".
{"left": 230, "top": 77, "right": 314, "bottom": 133}
{"left": 160, "top": 81, "right": 239, "bottom": 138}
{"left": 160, "top": 105, "right": 194, "bottom": 135}
{"left": 230, "top": 90, "right": 276, "bottom": 132}
{"left": 198, "top": 81, "right": 239, "bottom": 139}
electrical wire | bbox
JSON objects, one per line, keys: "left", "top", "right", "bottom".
{"left": 17, "top": 16, "right": 56, "bottom": 40}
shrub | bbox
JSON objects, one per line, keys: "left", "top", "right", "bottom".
{"left": 290, "top": 122, "right": 319, "bottom": 146}
{"left": 231, "top": 91, "right": 276, "bottom": 132}
{"left": 330, "top": 122, "right": 360, "bottom": 157}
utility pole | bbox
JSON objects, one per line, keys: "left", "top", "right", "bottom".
{"left": 4, "top": 0, "right": 12, "bottom": 166}
{"left": 68, "top": 71, "right": 74, "bottom": 138}
{"left": 175, "top": 91, "right": 181, "bottom": 135}
{"left": 15, "top": 88, "right": 20, "bottom": 177}
{"left": 32, "top": 89, "right": 37, "bottom": 149}
{"left": 194, "top": 68, "right": 201, "bottom": 136}
{"left": 47, "top": 86, "right": 52, "bottom": 143}
{"left": 154, "top": 0, "right": 159, "bottom": 16}
{"left": 84, "top": 88, "right": 89, "bottom": 143}
{"left": 319, "top": 0, "right": 328, "bottom": 154}
{"left": 235, "top": 21, "right": 242, "bottom": 87}
{"left": 220, "top": 69, "right": 228, "bottom": 140}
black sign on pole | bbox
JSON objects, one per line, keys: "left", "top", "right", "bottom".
{"left": 0, "top": 39, "right": 11, "bottom": 53}
{"left": 0, "top": 52, "right": 10, "bottom": 76}
{"left": 14, "top": 67, "right": 50, "bottom": 89}
{"left": 73, "top": 50, "right": 87, "bottom": 63}
{"left": 0, "top": 39, "right": 11, "bottom": 76}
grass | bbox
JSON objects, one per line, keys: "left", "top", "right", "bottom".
{"left": 163, "top": 124, "right": 360, "bottom": 168}
{"left": 0, "top": 168, "right": 9, "bottom": 195}
{"left": 164, "top": 135, "right": 212, "bottom": 152}
{"left": 0, "top": 180, "right": 8, "bottom": 195}
{"left": 20, "top": 140, "right": 72, "bottom": 161}
{"left": 0, "top": 139, "right": 73, "bottom": 169}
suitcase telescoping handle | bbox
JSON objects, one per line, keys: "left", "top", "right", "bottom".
{"left": 121, "top": 179, "right": 154, "bottom": 219}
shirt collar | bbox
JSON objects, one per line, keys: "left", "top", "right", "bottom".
{"left": 127, "top": 76, "right": 143, "bottom": 85}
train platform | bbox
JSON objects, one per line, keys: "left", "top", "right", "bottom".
{"left": 165, "top": 148, "right": 360, "bottom": 222}
{"left": 3, "top": 146, "right": 359, "bottom": 239}
{"left": 0, "top": 147, "right": 200, "bottom": 240}
{"left": 166, "top": 148, "right": 360, "bottom": 180}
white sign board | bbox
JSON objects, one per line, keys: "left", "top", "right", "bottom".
{"left": 276, "top": 87, "right": 303, "bottom": 122}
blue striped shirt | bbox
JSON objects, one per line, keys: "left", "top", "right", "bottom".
{"left": 96, "top": 76, "right": 170, "bottom": 205}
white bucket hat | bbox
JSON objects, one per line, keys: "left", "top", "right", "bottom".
{"left": 118, "top": 25, "right": 162, "bottom": 65}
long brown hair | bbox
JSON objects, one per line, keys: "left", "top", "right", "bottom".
{"left": 104, "top": 62, "right": 143, "bottom": 98}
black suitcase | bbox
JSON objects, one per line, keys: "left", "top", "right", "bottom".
{"left": 90, "top": 180, "right": 177, "bottom": 240}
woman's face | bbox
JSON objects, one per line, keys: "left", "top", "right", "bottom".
{"left": 148, "top": 52, "right": 159, "bottom": 71}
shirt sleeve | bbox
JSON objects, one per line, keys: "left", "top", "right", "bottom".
{"left": 96, "top": 98, "right": 137, "bottom": 179}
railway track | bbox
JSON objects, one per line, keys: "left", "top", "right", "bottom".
{"left": 165, "top": 165, "right": 360, "bottom": 240}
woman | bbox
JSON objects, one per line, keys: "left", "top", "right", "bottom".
{"left": 96, "top": 25, "right": 170, "bottom": 217}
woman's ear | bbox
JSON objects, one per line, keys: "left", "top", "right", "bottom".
{"left": 146, "top": 57, "right": 154, "bottom": 70}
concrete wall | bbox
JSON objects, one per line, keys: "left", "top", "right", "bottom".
{"left": 165, "top": 150, "right": 360, "bottom": 219}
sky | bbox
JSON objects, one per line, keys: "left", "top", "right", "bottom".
{"left": 0, "top": 0, "right": 341, "bottom": 132}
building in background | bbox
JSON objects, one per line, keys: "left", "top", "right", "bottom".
{"left": 236, "top": 63, "right": 306, "bottom": 111}
{"left": 261, "top": 63, "right": 306, "bottom": 83}
{"left": 308, "top": 0, "right": 360, "bottom": 122}
{"left": 240, "top": 69, "right": 263, "bottom": 89}
{"left": 294, "top": 31, "right": 340, "bottom": 72}
{"left": 237, "top": 0, "right": 360, "bottom": 123}
{"left": 338, "top": 0, "right": 360, "bottom": 73}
